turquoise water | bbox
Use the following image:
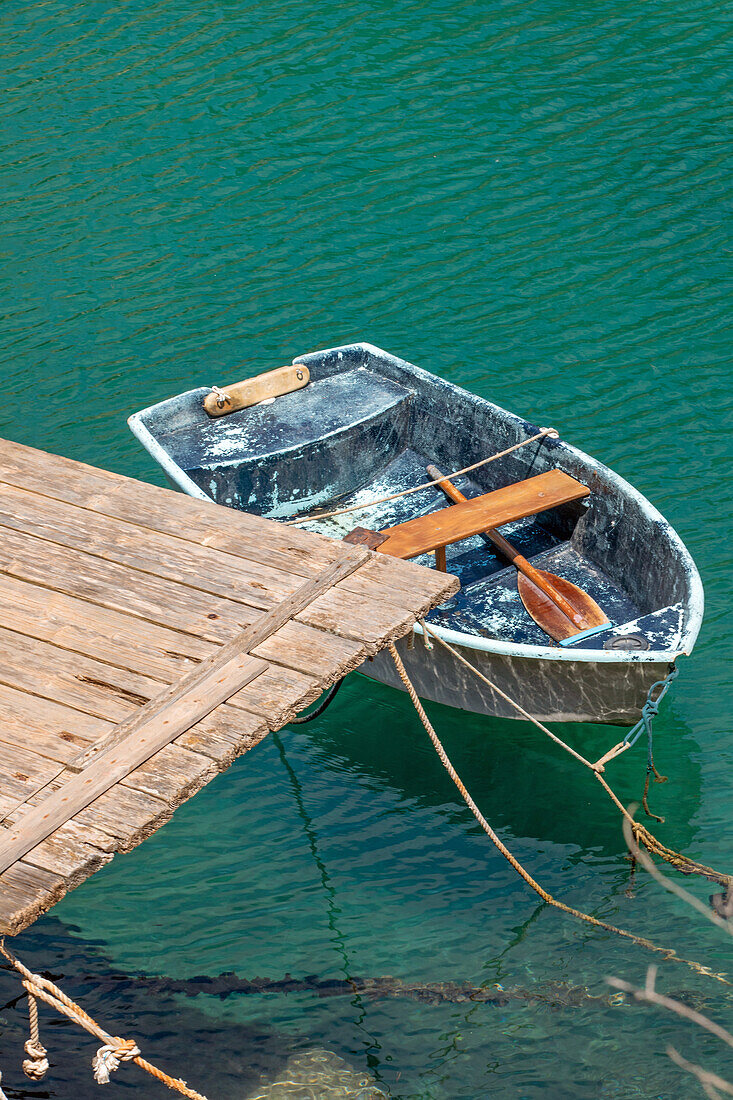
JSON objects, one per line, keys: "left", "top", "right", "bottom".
{"left": 1, "top": 0, "right": 732, "bottom": 1095}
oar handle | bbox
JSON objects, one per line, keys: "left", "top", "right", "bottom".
{"left": 426, "top": 465, "right": 586, "bottom": 627}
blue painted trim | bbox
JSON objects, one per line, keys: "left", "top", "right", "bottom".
{"left": 558, "top": 624, "right": 611, "bottom": 647}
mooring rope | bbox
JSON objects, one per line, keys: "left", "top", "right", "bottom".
{"left": 622, "top": 668, "right": 678, "bottom": 822}
{"left": 284, "top": 428, "right": 559, "bottom": 525}
{"left": 419, "top": 623, "right": 730, "bottom": 889}
{"left": 0, "top": 940, "right": 209, "bottom": 1099}
{"left": 289, "top": 678, "right": 344, "bottom": 723}
{"left": 387, "top": 643, "right": 727, "bottom": 982}
{"left": 22, "top": 981, "right": 48, "bottom": 1080}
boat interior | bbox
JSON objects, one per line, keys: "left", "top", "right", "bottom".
{"left": 133, "top": 345, "right": 693, "bottom": 654}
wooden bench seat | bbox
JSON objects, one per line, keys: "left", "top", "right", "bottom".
{"left": 375, "top": 470, "right": 590, "bottom": 560}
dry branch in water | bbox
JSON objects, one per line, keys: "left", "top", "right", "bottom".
{"left": 611, "top": 806, "right": 733, "bottom": 1096}
{"left": 608, "top": 966, "right": 733, "bottom": 1049}
{"left": 666, "top": 1046, "right": 733, "bottom": 1100}
{"left": 608, "top": 964, "right": 733, "bottom": 1097}
{"left": 622, "top": 813, "right": 733, "bottom": 937}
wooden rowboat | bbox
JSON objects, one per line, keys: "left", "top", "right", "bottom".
{"left": 128, "top": 343, "right": 703, "bottom": 724}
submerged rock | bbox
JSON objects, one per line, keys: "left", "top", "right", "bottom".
{"left": 246, "top": 1048, "right": 386, "bottom": 1099}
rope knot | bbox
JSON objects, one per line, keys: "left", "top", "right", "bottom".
{"left": 623, "top": 666, "right": 679, "bottom": 749}
{"left": 92, "top": 1037, "right": 140, "bottom": 1084}
{"left": 22, "top": 1037, "right": 49, "bottom": 1080}
{"left": 642, "top": 696, "right": 661, "bottom": 719}
{"left": 210, "top": 385, "right": 231, "bottom": 408}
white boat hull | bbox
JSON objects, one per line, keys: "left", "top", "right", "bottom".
{"left": 363, "top": 631, "right": 671, "bottom": 724}
{"left": 128, "top": 342, "right": 703, "bottom": 726}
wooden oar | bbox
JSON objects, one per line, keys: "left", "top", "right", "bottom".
{"left": 426, "top": 465, "right": 610, "bottom": 644}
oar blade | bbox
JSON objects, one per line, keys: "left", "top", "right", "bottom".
{"left": 518, "top": 571, "right": 609, "bottom": 643}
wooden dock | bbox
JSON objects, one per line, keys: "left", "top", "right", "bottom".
{"left": 0, "top": 438, "right": 457, "bottom": 935}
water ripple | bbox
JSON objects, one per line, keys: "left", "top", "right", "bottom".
{"left": 1, "top": 0, "right": 732, "bottom": 1094}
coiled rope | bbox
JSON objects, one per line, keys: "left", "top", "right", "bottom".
{"left": 0, "top": 940, "right": 209, "bottom": 1098}
{"left": 285, "top": 428, "right": 559, "bottom": 525}
{"left": 387, "top": 641, "right": 728, "bottom": 982}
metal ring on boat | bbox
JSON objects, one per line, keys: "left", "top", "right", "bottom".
{"left": 603, "top": 633, "right": 650, "bottom": 651}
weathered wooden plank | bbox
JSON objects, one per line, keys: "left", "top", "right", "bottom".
{"left": 0, "top": 479, "right": 303, "bottom": 608}
{"left": 377, "top": 471, "right": 590, "bottom": 558}
{"left": 70, "top": 550, "right": 367, "bottom": 765}
{"left": 6, "top": 812, "right": 118, "bottom": 858}
{"left": 176, "top": 714, "right": 259, "bottom": 766}
{"left": 0, "top": 476, "right": 427, "bottom": 624}
{"left": 0, "top": 684, "right": 224, "bottom": 829}
{"left": 227, "top": 663, "right": 322, "bottom": 725}
{"left": 0, "top": 861, "right": 67, "bottom": 935}
{"left": 70, "top": 549, "right": 368, "bottom": 772}
{"left": 0, "top": 576, "right": 367, "bottom": 845}
{"left": 0, "top": 551, "right": 369, "bottom": 874}
{"left": 0, "top": 743, "right": 60, "bottom": 807}
{"left": 0, "top": 642, "right": 279, "bottom": 858}
{"left": 0, "top": 438, "right": 336, "bottom": 564}
{"left": 0, "top": 682, "right": 106, "bottom": 761}
{"left": 0, "top": 573, "right": 366, "bottom": 683}
{"left": 0, "top": 655, "right": 266, "bottom": 875}
{"left": 0, "top": 625, "right": 316, "bottom": 736}
{"left": 0, "top": 790, "right": 28, "bottom": 819}
{"left": 122, "top": 743, "right": 216, "bottom": 803}
{"left": 0, "top": 627, "right": 167, "bottom": 722}
{"left": 0, "top": 610, "right": 355, "bottom": 748}
{"left": 15, "top": 776, "right": 173, "bottom": 848}
{"left": 0, "top": 640, "right": 279, "bottom": 842}
{"left": 54, "top": 783, "right": 170, "bottom": 844}
{"left": 0, "top": 437, "right": 455, "bottom": 610}
{"left": 0, "top": 523, "right": 436, "bottom": 651}
{"left": 18, "top": 831, "right": 113, "bottom": 881}
{"left": 0, "top": 575, "right": 202, "bottom": 678}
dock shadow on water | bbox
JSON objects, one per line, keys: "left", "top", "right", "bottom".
{"left": 0, "top": 920, "right": 614, "bottom": 1099}
{"left": 14, "top": 669, "right": 722, "bottom": 1100}
{"left": 2, "top": 915, "right": 730, "bottom": 1099}
{"left": 0, "top": 923, "right": 390, "bottom": 1099}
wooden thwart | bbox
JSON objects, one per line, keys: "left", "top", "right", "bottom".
{"left": 375, "top": 470, "right": 590, "bottom": 560}
{"left": 426, "top": 464, "right": 609, "bottom": 642}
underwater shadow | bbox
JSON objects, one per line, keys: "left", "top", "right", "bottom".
{"left": 300, "top": 672, "right": 703, "bottom": 860}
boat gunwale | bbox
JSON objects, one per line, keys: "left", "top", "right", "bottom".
{"left": 128, "top": 344, "right": 704, "bottom": 669}
{"left": 128, "top": 405, "right": 214, "bottom": 502}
